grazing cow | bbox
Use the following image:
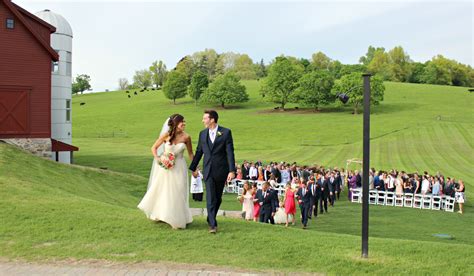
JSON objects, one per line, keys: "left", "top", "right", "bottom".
{"left": 128, "top": 95, "right": 131, "bottom": 98}
{"left": 80, "top": 102, "right": 86, "bottom": 106}
{"left": 134, "top": 92, "right": 138, "bottom": 95}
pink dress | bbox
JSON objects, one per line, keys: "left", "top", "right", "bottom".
{"left": 284, "top": 189, "right": 296, "bottom": 215}
{"left": 253, "top": 194, "right": 260, "bottom": 218}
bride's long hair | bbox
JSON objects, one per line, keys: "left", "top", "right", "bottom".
{"left": 167, "top": 114, "right": 184, "bottom": 143}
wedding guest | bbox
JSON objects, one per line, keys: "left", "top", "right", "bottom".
{"left": 327, "top": 171, "right": 337, "bottom": 206}
{"left": 432, "top": 177, "right": 441, "bottom": 196}
{"left": 249, "top": 163, "right": 258, "bottom": 180}
{"left": 281, "top": 165, "right": 291, "bottom": 184}
{"left": 190, "top": 166, "right": 203, "bottom": 201}
{"left": 395, "top": 175, "right": 404, "bottom": 196}
{"left": 258, "top": 182, "right": 276, "bottom": 223}
{"left": 236, "top": 167, "right": 243, "bottom": 180}
{"left": 421, "top": 175, "right": 430, "bottom": 195}
{"left": 257, "top": 166, "right": 264, "bottom": 181}
{"left": 241, "top": 161, "right": 250, "bottom": 180}
{"left": 335, "top": 169, "right": 342, "bottom": 200}
{"left": 413, "top": 174, "right": 421, "bottom": 194}
{"left": 264, "top": 165, "right": 272, "bottom": 181}
{"left": 308, "top": 175, "right": 321, "bottom": 219}
{"left": 444, "top": 177, "right": 455, "bottom": 197}
{"left": 296, "top": 181, "right": 311, "bottom": 229}
{"left": 319, "top": 173, "right": 329, "bottom": 213}
{"left": 348, "top": 171, "right": 358, "bottom": 200}
{"left": 455, "top": 180, "right": 465, "bottom": 214}
{"left": 273, "top": 201, "right": 287, "bottom": 224}
{"left": 251, "top": 183, "right": 260, "bottom": 222}
{"left": 240, "top": 182, "right": 254, "bottom": 220}
{"left": 284, "top": 183, "right": 296, "bottom": 226}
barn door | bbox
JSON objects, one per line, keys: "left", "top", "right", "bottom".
{"left": 0, "top": 87, "right": 30, "bottom": 134}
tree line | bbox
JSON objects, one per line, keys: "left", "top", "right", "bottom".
{"left": 114, "top": 46, "right": 472, "bottom": 113}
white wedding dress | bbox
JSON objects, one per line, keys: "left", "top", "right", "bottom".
{"left": 138, "top": 142, "right": 193, "bottom": 229}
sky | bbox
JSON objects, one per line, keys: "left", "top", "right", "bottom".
{"left": 14, "top": 0, "right": 474, "bottom": 92}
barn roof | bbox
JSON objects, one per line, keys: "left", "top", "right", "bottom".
{"left": 3, "top": 0, "right": 59, "bottom": 61}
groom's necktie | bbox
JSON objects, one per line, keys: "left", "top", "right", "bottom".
{"left": 210, "top": 131, "right": 215, "bottom": 143}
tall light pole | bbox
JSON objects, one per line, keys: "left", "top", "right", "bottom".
{"left": 361, "top": 73, "right": 371, "bottom": 258}
{"left": 338, "top": 73, "right": 372, "bottom": 258}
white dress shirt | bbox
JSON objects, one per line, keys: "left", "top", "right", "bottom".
{"left": 208, "top": 125, "right": 218, "bottom": 143}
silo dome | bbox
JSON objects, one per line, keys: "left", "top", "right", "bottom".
{"left": 35, "top": 9, "right": 73, "bottom": 37}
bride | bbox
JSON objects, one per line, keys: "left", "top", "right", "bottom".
{"left": 138, "top": 114, "right": 194, "bottom": 229}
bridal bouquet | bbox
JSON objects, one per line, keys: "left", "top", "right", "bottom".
{"left": 157, "top": 152, "right": 175, "bottom": 170}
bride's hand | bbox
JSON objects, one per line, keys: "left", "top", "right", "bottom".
{"left": 192, "top": 171, "right": 198, "bottom": 178}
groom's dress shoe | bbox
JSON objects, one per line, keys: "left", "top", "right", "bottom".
{"left": 209, "top": 227, "right": 217, "bottom": 234}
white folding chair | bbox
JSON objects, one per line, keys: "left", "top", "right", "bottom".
{"left": 444, "top": 196, "right": 455, "bottom": 212}
{"left": 395, "top": 194, "right": 404, "bottom": 207}
{"left": 351, "top": 188, "right": 361, "bottom": 203}
{"left": 440, "top": 195, "right": 447, "bottom": 209}
{"left": 369, "top": 190, "right": 378, "bottom": 205}
{"left": 377, "top": 190, "right": 386, "bottom": 205}
{"left": 385, "top": 192, "right": 395, "bottom": 206}
{"left": 404, "top": 193, "right": 414, "bottom": 208}
{"left": 237, "top": 187, "right": 243, "bottom": 196}
{"left": 422, "top": 194, "right": 432, "bottom": 209}
{"left": 432, "top": 196, "right": 442, "bottom": 210}
{"left": 413, "top": 194, "right": 423, "bottom": 208}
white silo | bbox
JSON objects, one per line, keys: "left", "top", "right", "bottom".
{"left": 35, "top": 9, "right": 74, "bottom": 164}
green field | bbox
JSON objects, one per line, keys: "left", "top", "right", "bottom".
{"left": 1, "top": 80, "right": 473, "bottom": 274}
{"left": 72, "top": 81, "right": 473, "bottom": 200}
{"left": 1, "top": 143, "right": 473, "bottom": 274}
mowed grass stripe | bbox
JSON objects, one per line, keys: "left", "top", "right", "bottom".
{"left": 435, "top": 123, "right": 473, "bottom": 170}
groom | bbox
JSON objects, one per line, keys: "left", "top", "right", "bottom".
{"left": 189, "top": 110, "right": 236, "bottom": 234}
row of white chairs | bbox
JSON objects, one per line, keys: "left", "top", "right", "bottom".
{"left": 351, "top": 188, "right": 456, "bottom": 212}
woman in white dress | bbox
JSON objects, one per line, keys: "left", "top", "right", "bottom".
{"left": 138, "top": 114, "right": 194, "bottom": 229}
{"left": 240, "top": 182, "right": 254, "bottom": 220}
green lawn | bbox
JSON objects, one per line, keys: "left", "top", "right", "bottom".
{"left": 72, "top": 81, "right": 474, "bottom": 201}
{"left": 1, "top": 143, "right": 473, "bottom": 274}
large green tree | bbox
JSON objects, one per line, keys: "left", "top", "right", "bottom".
{"left": 191, "top": 49, "right": 219, "bottom": 78}
{"left": 359, "top": 46, "right": 386, "bottom": 65}
{"left": 149, "top": 60, "right": 168, "bottom": 88}
{"left": 331, "top": 72, "right": 385, "bottom": 114}
{"left": 388, "top": 46, "right": 412, "bottom": 82}
{"left": 291, "top": 71, "right": 335, "bottom": 111}
{"left": 187, "top": 70, "right": 209, "bottom": 105}
{"left": 133, "top": 69, "right": 152, "bottom": 88}
{"left": 310, "top": 51, "right": 332, "bottom": 71}
{"left": 201, "top": 72, "right": 248, "bottom": 108}
{"left": 72, "top": 74, "right": 91, "bottom": 94}
{"left": 233, "top": 54, "right": 257, "bottom": 80}
{"left": 162, "top": 70, "right": 188, "bottom": 104}
{"left": 255, "top": 58, "right": 267, "bottom": 79}
{"left": 175, "top": 56, "right": 196, "bottom": 84}
{"left": 260, "top": 56, "right": 304, "bottom": 110}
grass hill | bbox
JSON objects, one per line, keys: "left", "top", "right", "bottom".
{"left": 72, "top": 81, "right": 473, "bottom": 201}
{"left": 0, "top": 143, "right": 473, "bottom": 274}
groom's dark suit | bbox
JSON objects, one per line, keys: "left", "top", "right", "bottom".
{"left": 189, "top": 125, "right": 236, "bottom": 229}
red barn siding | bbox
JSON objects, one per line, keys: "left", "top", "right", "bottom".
{"left": 0, "top": 1, "right": 54, "bottom": 138}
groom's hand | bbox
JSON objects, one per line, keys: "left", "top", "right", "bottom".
{"left": 227, "top": 172, "right": 235, "bottom": 183}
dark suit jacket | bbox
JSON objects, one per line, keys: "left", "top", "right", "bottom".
{"left": 268, "top": 187, "right": 279, "bottom": 210}
{"left": 308, "top": 182, "right": 321, "bottom": 200}
{"left": 257, "top": 189, "right": 276, "bottom": 213}
{"left": 296, "top": 187, "right": 312, "bottom": 207}
{"left": 189, "top": 126, "right": 236, "bottom": 181}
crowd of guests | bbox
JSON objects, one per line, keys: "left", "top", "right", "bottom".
{"left": 233, "top": 161, "right": 466, "bottom": 223}
{"left": 236, "top": 161, "right": 346, "bottom": 229}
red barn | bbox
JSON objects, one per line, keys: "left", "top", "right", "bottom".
{"left": 0, "top": 0, "right": 77, "bottom": 160}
